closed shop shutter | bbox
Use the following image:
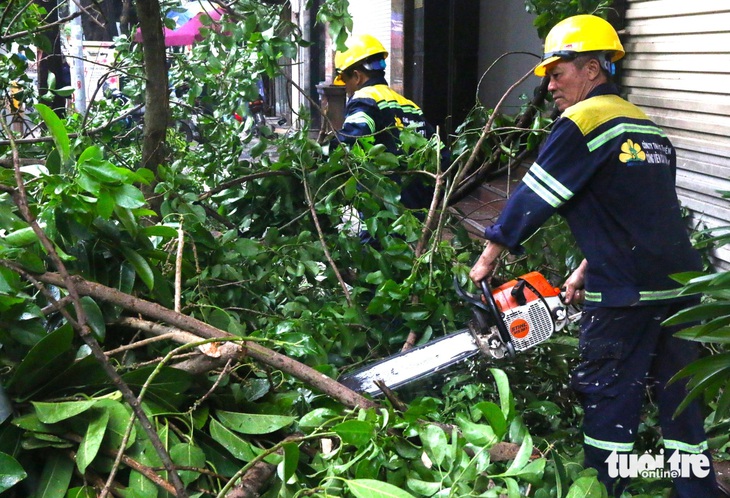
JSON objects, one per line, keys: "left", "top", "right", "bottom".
{"left": 348, "top": 0, "right": 392, "bottom": 83}
{"left": 623, "top": 0, "right": 730, "bottom": 269}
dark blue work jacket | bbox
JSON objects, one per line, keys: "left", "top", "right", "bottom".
{"left": 485, "top": 84, "right": 702, "bottom": 307}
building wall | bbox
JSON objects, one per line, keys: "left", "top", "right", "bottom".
{"left": 348, "top": 0, "right": 392, "bottom": 84}
{"left": 622, "top": 0, "right": 730, "bottom": 269}
{"left": 477, "top": 1, "right": 543, "bottom": 112}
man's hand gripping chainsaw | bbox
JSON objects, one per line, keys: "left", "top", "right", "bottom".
{"left": 338, "top": 271, "right": 582, "bottom": 397}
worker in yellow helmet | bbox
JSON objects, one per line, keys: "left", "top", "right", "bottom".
{"left": 470, "top": 15, "right": 719, "bottom": 497}
{"left": 332, "top": 34, "right": 444, "bottom": 215}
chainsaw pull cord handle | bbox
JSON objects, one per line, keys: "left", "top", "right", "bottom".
{"left": 479, "top": 279, "right": 516, "bottom": 358}
{"left": 511, "top": 279, "right": 528, "bottom": 305}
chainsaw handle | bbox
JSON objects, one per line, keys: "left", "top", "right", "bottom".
{"left": 479, "top": 279, "right": 516, "bottom": 359}
{"left": 452, "top": 276, "right": 489, "bottom": 311}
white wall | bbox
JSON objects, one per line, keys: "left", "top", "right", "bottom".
{"left": 348, "top": 0, "right": 392, "bottom": 84}
{"left": 623, "top": 0, "right": 730, "bottom": 270}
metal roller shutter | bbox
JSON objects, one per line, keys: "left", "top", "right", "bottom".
{"left": 623, "top": 0, "right": 730, "bottom": 269}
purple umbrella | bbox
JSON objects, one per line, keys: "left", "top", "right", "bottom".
{"left": 134, "top": 4, "right": 224, "bottom": 47}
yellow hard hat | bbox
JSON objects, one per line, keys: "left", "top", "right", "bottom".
{"left": 534, "top": 14, "right": 624, "bottom": 77}
{"left": 334, "top": 34, "right": 388, "bottom": 84}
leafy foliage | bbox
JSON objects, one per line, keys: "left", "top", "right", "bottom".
{"left": 665, "top": 192, "right": 730, "bottom": 426}
{"left": 525, "top": 0, "right": 615, "bottom": 38}
{"left": 2, "top": 0, "right": 726, "bottom": 496}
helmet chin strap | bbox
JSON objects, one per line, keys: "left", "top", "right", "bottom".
{"left": 579, "top": 78, "right": 601, "bottom": 104}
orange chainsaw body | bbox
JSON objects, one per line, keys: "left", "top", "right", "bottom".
{"left": 490, "top": 271, "right": 565, "bottom": 350}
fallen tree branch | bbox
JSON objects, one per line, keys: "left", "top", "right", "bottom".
{"left": 225, "top": 460, "right": 277, "bottom": 498}
{"left": 301, "top": 166, "right": 352, "bottom": 306}
{"left": 114, "top": 316, "right": 533, "bottom": 465}
{"left": 198, "top": 170, "right": 293, "bottom": 201}
{"left": 15, "top": 268, "right": 378, "bottom": 411}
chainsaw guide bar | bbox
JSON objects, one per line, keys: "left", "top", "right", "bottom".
{"left": 339, "top": 272, "right": 578, "bottom": 397}
{"left": 338, "top": 328, "right": 478, "bottom": 396}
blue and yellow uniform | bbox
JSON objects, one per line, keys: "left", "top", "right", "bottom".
{"left": 484, "top": 83, "right": 717, "bottom": 497}
{"left": 336, "top": 76, "right": 434, "bottom": 155}
{"left": 485, "top": 83, "right": 702, "bottom": 306}
{"left": 334, "top": 76, "right": 437, "bottom": 210}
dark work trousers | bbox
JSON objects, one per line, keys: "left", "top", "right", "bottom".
{"left": 571, "top": 301, "right": 719, "bottom": 497}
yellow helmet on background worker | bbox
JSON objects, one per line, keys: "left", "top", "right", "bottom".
{"left": 334, "top": 34, "right": 388, "bottom": 84}
{"left": 534, "top": 14, "right": 624, "bottom": 77}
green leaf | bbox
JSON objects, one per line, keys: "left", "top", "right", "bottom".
{"left": 67, "top": 487, "right": 97, "bottom": 498}
{"left": 209, "top": 418, "right": 259, "bottom": 462}
{"left": 142, "top": 225, "right": 179, "bottom": 239}
{"left": 418, "top": 424, "right": 448, "bottom": 467}
{"left": 33, "top": 399, "right": 98, "bottom": 424}
{"left": 76, "top": 408, "right": 109, "bottom": 473}
{"left": 96, "top": 399, "right": 136, "bottom": 451}
{"left": 235, "top": 238, "right": 263, "bottom": 257}
{"left": 664, "top": 303, "right": 730, "bottom": 326}
{"left": 35, "top": 451, "right": 74, "bottom": 498}
{"left": 170, "top": 443, "right": 206, "bottom": 487}
{"left": 566, "top": 475, "right": 607, "bottom": 498}
{"left": 121, "top": 367, "right": 192, "bottom": 410}
{"left": 347, "top": 479, "right": 416, "bottom": 498}
{"left": 80, "top": 162, "right": 131, "bottom": 184}
{"left": 97, "top": 189, "right": 115, "bottom": 220}
{"left": 121, "top": 247, "right": 155, "bottom": 290}
{"left": 406, "top": 477, "right": 442, "bottom": 496}
{"left": 472, "top": 401, "right": 508, "bottom": 438}
{"left": 113, "top": 184, "right": 146, "bottom": 209}
{"left": 127, "top": 441, "right": 159, "bottom": 498}
{"left": 8, "top": 324, "right": 75, "bottom": 396}
{"left": 490, "top": 368, "right": 514, "bottom": 419}
{"left": 77, "top": 145, "right": 103, "bottom": 165}
{"left": 35, "top": 103, "right": 71, "bottom": 166}
{"left": 280, "top": 442, "right": 299, "bottom": 483}
{"left": 80, "top": 296, "right": 106, "bottom": 342}
{"left": 298, "top": 408, "right": 340, "bottom": 429}
{"left": 333, "top": 419, "right": 374, "bottom": 448}
{"left": 507, "top": 434, "right": 534, "bottom": 475}
{"left": 0, "top": 452, "right": 26, "bottom": 492}
{"left": 216, "top": 410, "right": 295, "bottom": 435}
{"left": 2, "top": 225, "right": 38, "bottom": 247}
{"left": 118, "top": 261, "right": 136, "bottom": 294}
{"left": 455, "top": 414, "right": 497, "bottom": 446}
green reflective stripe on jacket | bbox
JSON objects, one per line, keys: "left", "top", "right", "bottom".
{"left": 584, "top": 291, "right": 602, "bottom": 303}
{"left": 526, "top": 163, "right": 574, "bottom": 205}
{"left": 664, "top": 439, "right": 708, "bottom": 454}
{"left": 584, "top": 289, "right": 689, "bottom": 304}
{"left": 343, "top": 111, "right": 376, "bottom": 133}
{"left": 639, "top": 289, "right": 685, "bottom": 301}
{"left": 584, "top": 434, "right": 634, "bottom": 452}
{"left": 587, "top": 123, "right": 668, "bottom": 152}
{"left": 523, "top": 172, "right": 563, "bottom": 208}
{"left": 377, "top": 100, "right": 423, "bottom": 114}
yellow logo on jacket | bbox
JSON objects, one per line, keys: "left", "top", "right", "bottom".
{"left": 619, "top": 139, "right": 646, "bottom": 165}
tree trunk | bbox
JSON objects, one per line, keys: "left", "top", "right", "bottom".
{"left": 35, "top": 0, "right": 68, "bottom": 117}
{"left": 134, "top": 0, "right": 169, "bottom": 215}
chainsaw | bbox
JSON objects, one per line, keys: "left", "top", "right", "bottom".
{"left": 339, "top": 271, "right": 581, "bottom": 397}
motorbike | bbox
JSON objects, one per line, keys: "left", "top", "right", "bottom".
{"left": 105, "top": 84, "right": 204, "bottom": 143}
